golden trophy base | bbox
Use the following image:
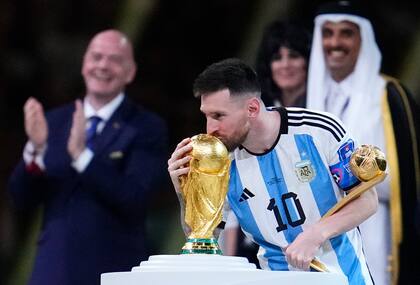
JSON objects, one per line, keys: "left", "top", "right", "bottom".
{"left": 181, "top": 238, "right": 222, "bottom": 255}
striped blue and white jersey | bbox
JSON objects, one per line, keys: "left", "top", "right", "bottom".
{"left": 227, "top": 107, "right": 373, "bottom": 285}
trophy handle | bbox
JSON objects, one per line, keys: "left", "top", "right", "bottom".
{"left": 309, "top": 172, "right": 387, "bottom": 272}
{"left": 310, "top": 258, "right": 329, "bottom": 272}
{"left": 322, "top": 172, "right": 387, "bottom": 220}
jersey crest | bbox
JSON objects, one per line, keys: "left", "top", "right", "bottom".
{"left": 294, "top": 160, "right": 316, "bottom": 182}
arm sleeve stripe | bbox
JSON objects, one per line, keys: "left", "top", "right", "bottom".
{"left": 289, "top": 121, "right": 342, "bottom": 142}
{"left": 287, "top": 109, "right": 346, "bottom": 134}
{"left": 288, "top": 114, "right": 345, "bottom": 138}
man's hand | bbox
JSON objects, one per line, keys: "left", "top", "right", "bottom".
{"left": 167, "top": 138, "right": 193, "bottom": 236}
{"left": 285, "top": 225, "right": 326, "bottom": 270}
{"left": 67, "top": 100, "right": 86, "bottom": 160}
{"left": 167, "top": 138, "right": 192, "bottom": 193}
{"left": 24, "top": 97, "right": 48, "bottom": 152}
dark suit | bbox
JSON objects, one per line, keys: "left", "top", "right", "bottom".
{"left": 8, "top": 97, "right": 168, "bottom": 285}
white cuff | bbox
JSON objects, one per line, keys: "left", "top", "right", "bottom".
{"left": 71, "top": 148, "right": 94, "bottom": 173}
{"left": 23, "top": 141, "right": 47, "bottom": 170}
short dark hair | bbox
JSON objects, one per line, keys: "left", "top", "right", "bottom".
{"left": 193, "top": 58, "right": 261, "bottom": 98}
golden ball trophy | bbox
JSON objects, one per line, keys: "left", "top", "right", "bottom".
{"left": 180, "top": 134, "right": 231, "bottom": 254}
{"left": 310, "top": 144, "right": 387, "bottom": 272}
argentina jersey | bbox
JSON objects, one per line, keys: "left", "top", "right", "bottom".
{"left": 227, "top": 107, "right": 373, "bottom": 285}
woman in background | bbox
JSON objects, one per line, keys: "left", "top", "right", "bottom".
{"left": 256, "top": 20, "right": 311, "bottom": 107}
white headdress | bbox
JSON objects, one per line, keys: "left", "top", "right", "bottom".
{"left": 307, "top": 13, "right": 386, "bottom": 150}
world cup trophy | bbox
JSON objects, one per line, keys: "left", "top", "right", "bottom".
{"left": 310, "top": 144, "right": 387, "bottom": 272}
{"left": 179, "top": 134, "right": 231, "bottom": 254}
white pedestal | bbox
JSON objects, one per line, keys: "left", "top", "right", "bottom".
{"left": 101, "top": 255, "right": 348, "bottom": 285}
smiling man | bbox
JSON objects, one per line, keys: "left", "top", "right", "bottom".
{"left": 168, "top": 58, "right": 379, "bottom": 285}
{"left": 9, "top": 30, "right": 168, "bottom": 285}
{"left": 320, "top": 20, "right": 360, "bottom": 82}
{"left": 306, "top": 1, "right": 420, "bottom": 285}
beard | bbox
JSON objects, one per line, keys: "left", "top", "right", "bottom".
{"left": 213, "top": 125, "right": 249, "bottom": 152}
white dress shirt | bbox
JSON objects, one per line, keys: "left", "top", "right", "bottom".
{"left": 324, "top": 74, "right": 354, "bottom": 121}
{"left": 24, "top": 93, "right": 125, "bottom": 173}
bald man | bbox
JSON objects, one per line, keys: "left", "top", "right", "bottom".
{"left": 9, "top": 30, "right": 168, "bottom": 285}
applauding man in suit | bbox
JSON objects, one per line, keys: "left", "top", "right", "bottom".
{"left": 9, "top": 30, "right": 168, "bottom": 285}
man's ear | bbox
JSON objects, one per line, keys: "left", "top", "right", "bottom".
{"left": 247, "top": 97, "right": 260, "bottom": 118}
{"left": 125, "top": 62, "right": 137, "bottom": 84}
